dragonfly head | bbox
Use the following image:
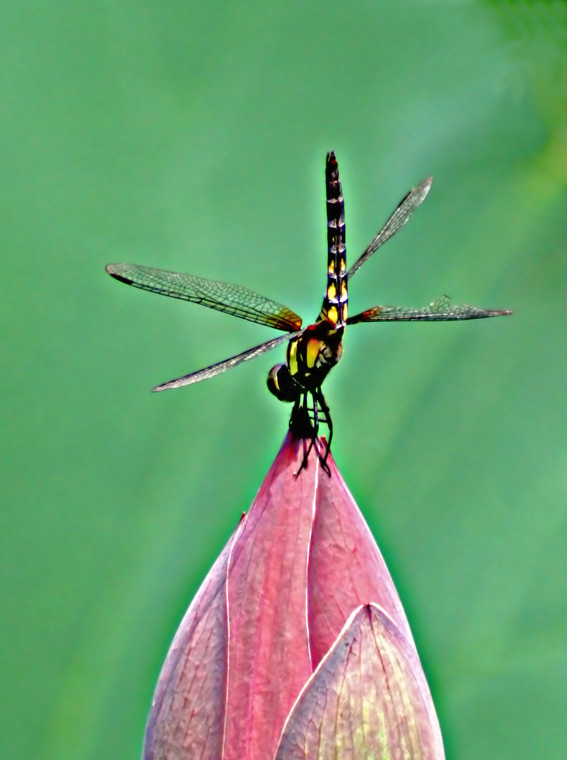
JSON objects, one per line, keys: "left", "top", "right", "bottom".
{"left": 267, "top": 364, "right": 301, "bottom": 403}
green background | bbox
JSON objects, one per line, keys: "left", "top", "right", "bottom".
{"left": 2, "top": 1, "right": 566, "bottom": 758}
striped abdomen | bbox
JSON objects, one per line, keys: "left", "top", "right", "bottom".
{"left": 318, "top": 152, "right": 348, "bottom": 327}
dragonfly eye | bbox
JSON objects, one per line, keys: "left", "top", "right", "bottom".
{"left": 267, "top": 364, "right": 299, "bottom": 403}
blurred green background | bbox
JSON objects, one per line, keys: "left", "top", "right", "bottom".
{"left": 1, "top": 1, "right": 566, "bottom": 758}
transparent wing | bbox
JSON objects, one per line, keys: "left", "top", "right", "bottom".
{"left": 153, "top": 331, "right": 301, "bottom": 391}
{"left": 347, "top": 177, "right": 433, "bottom": 279}
{"left": 347, "top": 296, "right": 513, "bottom": 323}
{"left": 106, "top": 263, "right": 303, "bottom": 333}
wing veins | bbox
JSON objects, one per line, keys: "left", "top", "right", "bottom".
{"left": 106, "top": 263, "right": 302, "bottom": 332}
{"left": 347, "top": 297, "right": 513, "bottom": 323}
{"left": 153, "top": 331, "right": 301, "bottom": 391}
{"left": 348, "top": 177, "right": 433, "bottom": 279}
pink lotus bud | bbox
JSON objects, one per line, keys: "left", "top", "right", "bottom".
{"left": 144, "top": 433, "right": 444, "bottom": 760}
{"left": 275, "top": 604, "right": 444, "bottom": 760}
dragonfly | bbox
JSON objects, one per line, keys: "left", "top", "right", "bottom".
{"left": 106, "top": 152, "right": 511, "bottom": 473}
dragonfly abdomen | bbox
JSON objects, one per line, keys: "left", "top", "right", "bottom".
{"left": 319, "top": 152, "right": 348, "bottom": 327}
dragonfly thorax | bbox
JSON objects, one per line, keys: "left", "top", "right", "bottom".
{"left": 267, "top": 321, "right": 344, "bottom": 403}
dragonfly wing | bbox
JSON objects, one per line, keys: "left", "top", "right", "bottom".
{"left": 347, "top": 177, "right": 433, "bottom": 279}
{"left": 106, "top": 263, "right": 303, "bottom": 332}
{"left": 347, "top": 297, "right": 513, "bottom": 323}
{"left": 153, "top": 331, "right": 301, "bottom": 391}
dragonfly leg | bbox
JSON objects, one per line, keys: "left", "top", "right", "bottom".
{"left": 304, "top": 395, "right": 320, "bottom": 463}
{"left": 289, "top": 391, "right": 334, "bottom": 476}
{"left": 311, "top": 396, "right": 320, "bottom": 433}
{"left": 289, "top": 397, "right": 314, "bottom": 438}
{"left": 290, "top": 393, "right": 318, "bottom": 476}
{"left": 314, "top": 388, "right": 332, "bottom": 476}
{"left": 302, "top": 394, "right": 321, "bottom": 474}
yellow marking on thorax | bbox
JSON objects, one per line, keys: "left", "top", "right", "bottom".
{"left": 306, "top": 338, "right": 323, "bottom": 368}
{"left": 342, "top": 302, "right": 348, "bottom": 321}
{"left": 288, "top": 339, "right": 299, "bottom": 376}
